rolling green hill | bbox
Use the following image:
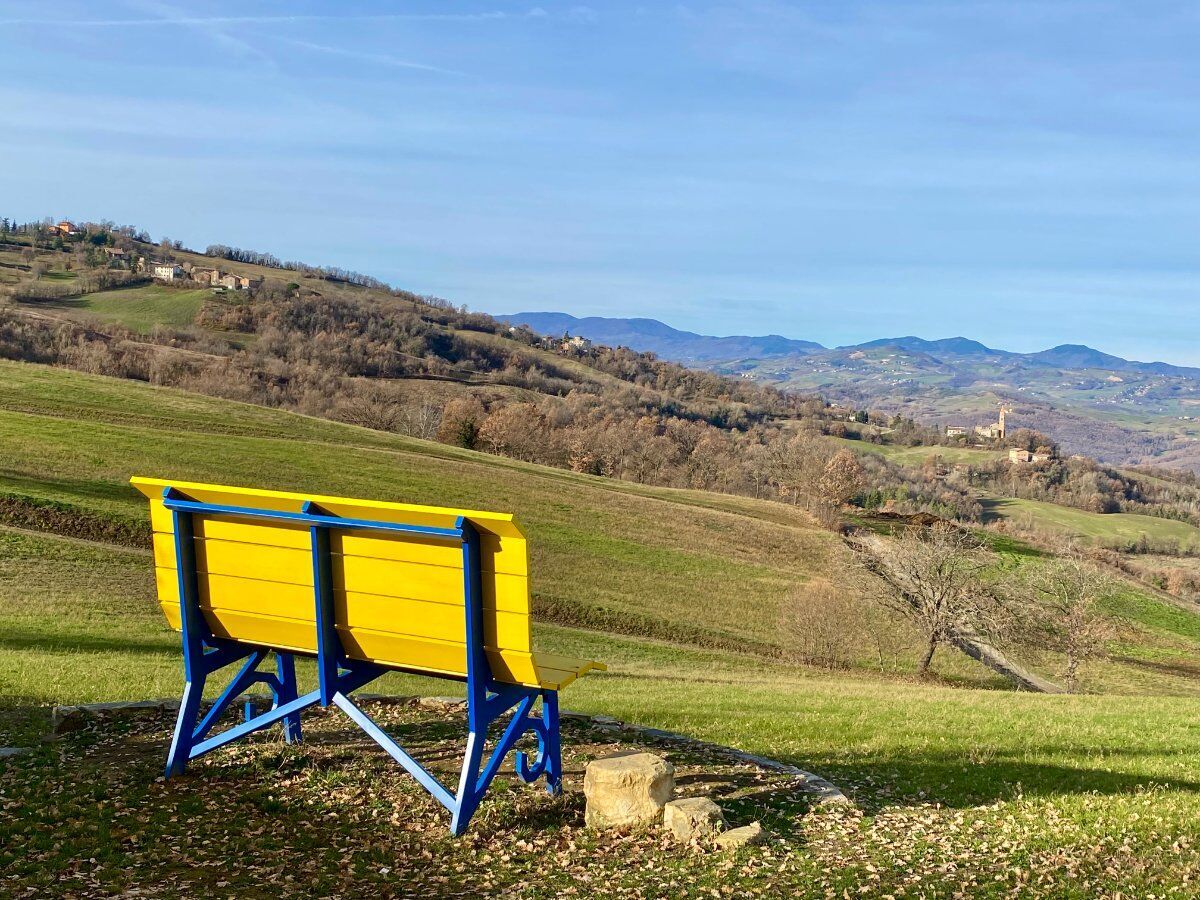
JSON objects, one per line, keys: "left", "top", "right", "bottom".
{"left": 50, "top": 284, "right": 212, "bottom": 332}
{"left": 982, "top": 495, "right": 1200, "bottom": 550}
{"left": 8, "top": 359, "right": 1200, "bottom": 894}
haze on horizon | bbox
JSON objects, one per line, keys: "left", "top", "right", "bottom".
{"left": 1, "top": 1, "right": 1197, "bottom": 364}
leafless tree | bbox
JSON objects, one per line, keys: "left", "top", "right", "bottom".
{"left": 477, "top": 402, "right": 546, "bottom": 462}
{"left": 819, "top": 448, "right": 866, "bottom": 508}
{"left": 1018, "top": 548, "right": 1115, "bottom": 693}
{"left": 436, "top": 397, "right": 485, "bottom": 448}
{"left": 851, "top": 524, "right": 1002, "bottom": 677}
{"left": 403, "top": 400, "right": 441, "bottom": 441}
{"left": 336, "top": 388, "right": 402, "bottom": 432}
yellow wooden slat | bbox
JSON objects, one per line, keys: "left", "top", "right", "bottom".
{"left": 336, "top": 531, "right": 525, "bottom": 577}
{"left": 155, "top": 567, "right": 531, "bottom": 652}
{"left": 149, "top": 518, "right": 524, "bottom": 577}
{"left": 154, "top": 536, "right": 531, "bottom": 613}
{"left": 132, "top": 477, "right": 525, "bottom": 538}
{"left": 339, "top": 590, "right": 530, "bottom": 652}
{"left": 334, "top": 555, "right": 529, "bottom": 613}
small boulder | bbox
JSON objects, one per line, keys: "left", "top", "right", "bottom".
{"left": 418, "top": 696, "right": 466, "bottom": 712}
{"left": 716, "top": 821, "right": 769, "bottom": 851}
{"left": 663, "top": 797, "right": 725, "bottom": 842}
{"left": 51, "top": 706, "right": 86, "bottom": 734}
{"left": 584, "top": 751, "right": 675, "bottom": 829}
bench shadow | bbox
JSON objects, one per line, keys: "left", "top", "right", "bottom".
{"left": 0, "top": 630, "right": 175, "bottom": 656}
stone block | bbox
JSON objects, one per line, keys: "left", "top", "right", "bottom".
{"left": 663, "top": 796, "right": 725, "bottom": 841}
{"left": 716, "top": 822, "right": 769, "bottom": 850}
{"left": 584, "top": 751, "right": 675, "bottom": 829}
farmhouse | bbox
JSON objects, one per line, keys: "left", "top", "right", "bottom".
{"left": 52, "top": 220, "right": 81, "bottom": 236}
{"left": 561, "top": 334, "right": 592, "bottom": 351}
{"left": 218, "top": 273, "right": 259, "bottom": 290}
{"left": 1009, "top": 447, "right": 1054, "bottom": 465}
{"left": 151, "top": 262, "right": 184, "bottom": 282}
{"left": 102, "top": 247, "right": 130, "bottom": 268}
{"left": 945, "top": 425, "right": 969, "bottom": 437}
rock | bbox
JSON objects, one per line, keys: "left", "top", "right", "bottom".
{"left": 716, "top": 822, "right": 769, "bottom": 850}
{"left": 417, "top": 696, "right": 466, "bottom": 712}
{"left": 52, "top": 700, "right": 179, "bottom": 733}
{"left": 584, "top": 752, "right": 675, "bottom": 829}
{"left": 0, "top": 747, "right": 28, "bottom": 759}
{"left": 51, "top": 706, "right": 87, "bottom": 734}
{"left": 663, "top": 797, "right": 725, "bottom": 842}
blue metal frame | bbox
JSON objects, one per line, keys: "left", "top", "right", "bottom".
{"left": 159, "top": 487, "right": 562, "bottom": 835}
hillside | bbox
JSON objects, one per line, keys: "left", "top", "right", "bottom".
{"left": 497, "top": 311, "right": 824, "bottom": 362}
{"left": 10, "top": 363, "right": 1200, "bottom": 894}
{"left": 499, "top": 312, "right": 1200, "bottom": 469}
{"left": 4, "top": 358, "right": 1200, "bottom": 702}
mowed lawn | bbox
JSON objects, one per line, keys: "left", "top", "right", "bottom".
{"left": 0, "top": 359, "right": 839, "bottom": 655}
{"left": 9, "top": 360, "right": 1200, "bottom": 894}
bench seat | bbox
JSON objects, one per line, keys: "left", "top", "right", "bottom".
{"left": 134, "top": 477, "right": 604, "bottom": 690}
{"left": 130, "top": 476, "right": 605, "bottom": 834}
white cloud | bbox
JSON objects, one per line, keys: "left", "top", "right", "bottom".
{"left": 279, "top": 39, "right": 465, "bottom": 77}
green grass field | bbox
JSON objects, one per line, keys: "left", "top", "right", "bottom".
{"left": 8, "top": 359, "right": 1200, "bottom": 895}
{"left": 44, "top": 284, "right": 211, "bottom": 332}
{"left": 983, "top": 495, "right": 1200, "bottom": 550}
{"left": 837, "top": 437, "right": 1006, "bottom": 466}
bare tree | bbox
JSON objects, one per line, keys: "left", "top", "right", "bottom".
{"left": 1019, "top": 549, "right": 1115, "bottom": 693}
{"left": 477, "top": 402, "right": 546, "bottom": 462}
{"left": 851, "top": 524, "right": 1002, "bottom": 677}
{"left": 403, "top": 400, "right": 441, "bottom": 441}
{"left": 336, "top": 391, "right": 402, "bottom": 432}
{"left": 436, "top": 397, "right": 485, "bottom": 448}
{"left": 819, "top": 448, "right": 866, "bottom": 507}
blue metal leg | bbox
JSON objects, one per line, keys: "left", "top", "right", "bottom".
{"left": 542, "top": 691, "right": 563, "bottom": 794}
{"left": 275, "top": 653, "right": 302, "bottom": 743}
{"left": 166, "top": 674, "right": 205, "bottom": 777}
{"left": 450, "top": 727, "right": 488, "bottom": 836}
{"left": 192, "top": 649, "right": 267, "bottom": 742}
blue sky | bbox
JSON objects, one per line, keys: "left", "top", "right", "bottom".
{"left": 2, "top": 2, "right": 1198, "bottom": 362}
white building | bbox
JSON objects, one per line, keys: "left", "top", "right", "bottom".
{"left": 152, "top": 263, "right": 185, "bottom": 281}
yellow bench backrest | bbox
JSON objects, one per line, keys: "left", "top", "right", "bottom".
{"left": 130, "top": 477, "right": 552, "bottom": 687}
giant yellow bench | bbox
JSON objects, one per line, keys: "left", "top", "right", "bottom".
{"left": 131, "top": 477, "right": 604, "bottom": 834}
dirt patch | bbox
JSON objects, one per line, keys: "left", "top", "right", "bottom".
{"left": 0, "top": 493, "right": 149, "bottom": 547}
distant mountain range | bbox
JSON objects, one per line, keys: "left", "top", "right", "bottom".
{"left": 497, "top": 312, "right": 1200, "bottom": 468}
{"left": 498, "top": 312, "right": 1200, "bottom": 379}
{"left": 498, "top": 312, "right": 823, "bottom": 363}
